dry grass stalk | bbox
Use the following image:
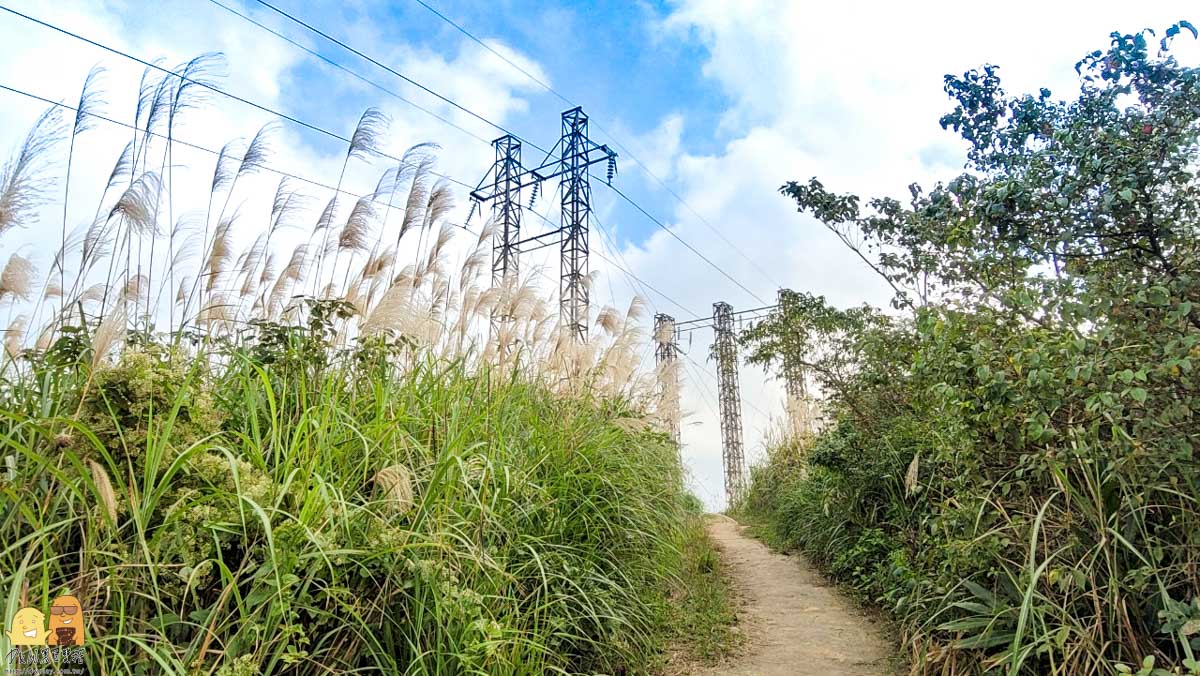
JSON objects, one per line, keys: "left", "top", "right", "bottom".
{"left": 4, "top": 315, "right": 28, "bottom": 358}
{"left": 88, "top": 459, "right": 119, "bottom": 525}
{"left": 0, "top": 253, "right": 35, "bottom": 301}
{"left": 91, "top": 306, "right": 126, "bottom": 371}
{"left": 0, "top": 107, "right": 63, "bottom": 238}
{"left": 372, "top": 463, "right": 413, "bottom": 513}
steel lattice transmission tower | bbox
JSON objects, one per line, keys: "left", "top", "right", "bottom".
{"left": 471, "top": 108, "right": 616, "bottom": 343}
{"left": 489, "top": 135, "right": 523, "bottom": 289}
{"left": 783, "top": 357, "right": 806, "bottom": 400}
{"left": 713, "top": 301, "right": 746, "bottom": 504}
{"left": 778, "top": 289, "right": 806, "bottom": 402}
{"left": 654, "top": 313, "right": 681, "bottom": 447}
{"left": 559, "top": 108, "right": 593, "bottom": 341}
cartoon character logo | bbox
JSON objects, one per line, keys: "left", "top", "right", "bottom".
{"left": 5, "top": 607, "right": 46, "bottom": 645}
{"left": 45, "top": 595, "right": 84, "bottom": 646}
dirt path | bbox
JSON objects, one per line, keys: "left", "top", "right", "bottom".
{"left": 696, "top": 516, "right": 893, "bottom": 675}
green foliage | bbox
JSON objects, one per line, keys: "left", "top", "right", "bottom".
{"left": 664, "top": 511, "right": 742, "bottom": 668}
{"left": 0, "top": 320, "right": 693, "bottom": 674}
{"left": 740, "top": 24, "right": 1200, "bottom": 675}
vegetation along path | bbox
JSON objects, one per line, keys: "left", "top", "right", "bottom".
{"left": 698, "top": 516, "right": 892, "bottom": 676}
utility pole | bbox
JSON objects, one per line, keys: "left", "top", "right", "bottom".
{"left": 654, "top": 313, "right": 681, "bottom": 447}
{"left": 713, "top": 301, "right": 746, "bottom": 505}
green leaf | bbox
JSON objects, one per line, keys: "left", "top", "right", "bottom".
{"left": 1119, "top": 188, "right": 1134, "bottom": 202}
{"left": 1129, "top": 387, "right": 1148, "bottom": 404}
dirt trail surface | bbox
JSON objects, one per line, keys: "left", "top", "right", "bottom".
{"left": 697, "top": 516, "right": 892, "bottom": 676}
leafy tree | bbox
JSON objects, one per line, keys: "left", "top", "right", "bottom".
{"left": 741, "top": 23, "right": 1200, "bottom": 674}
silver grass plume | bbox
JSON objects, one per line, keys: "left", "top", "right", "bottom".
{"left": 136, "top": 64, "right": 168, "bottom": 160}
{"left": 375, "top": 166, "right": 400, "bottom": 197}
{"left": 34, "top": 321, "right": 54, "bottom": 352}
{"left": 168, "top": 53, "right": 223, "bottom": 128}
{"left": 338, "top": 196, "right": 375, "bottom": 253}
{"left": 91, "top": 305, "right": 126, "bottom": 370}
{"left": 372, "top": 463, "right": 413, "bottom": 513}
{"left": 360, "top": 282, "right": 416, "bottom": 336}
{"left": 108, "top": 172, "right": 163, "bottom": 238}
{"left": 399, "top": 158, "right": 433, "bottom": 239}
{"left": 105, "top": 141, "right": 136, "bottom": 193}
{"left": 344, "top": 276, "right": 368, "bottom": 313}
{"left": 204, "top": 214, "right": 236, "bottom": 293}
{"left": 258, "top": 252, "right": 277, "bottom": 286}
{"left": 122, "top": 273, "right": 148, "bottom": 302}
{"left": 281, "top": 243, "right": 309, "bottom": 283}
{"left": 175, "top": 276, "right": 190, "bottom": 305}
{"left": 237, "top": 233, "right": 268, "bottom": 280}
{"left": 210, "top": 140, "right": 241, "bottom": 195}
{"left": 50, "top": 227, "right": 83, "bottom": 278}
{"left": 268, "top": 244, "right": 308, "bottom": 315}
{"left": 313, "top": 196, "right": 338, "bottom": 235}
{"left": 427, "top": 222, "right": 454, "bottom": 263}
{"left": 268, "top": 179, "right": 307, "bottom": 235}
{"left": 236, "top": 123, "right": 273, "bottom": 180}
{"left": 362, "top": 247, "right": 395, "bottom": 279}
{"left": 82, "top": 213, "right": 112, "bottom": 268}
{"left": 348, "top": 108, "right": 389, "bottom": 161}
{"left": 42, "top": 279, "right": 64, "bottom": 301}
{"left": 0, "top": 107, "right": 63, "bottom": 237}
{"left": 199, "top": 290, "right": 232, "bottom": 328}
{"left": 595, "top": 305, "right": 621, "bottom": 335}
{"left": 4, "top": 315, "right": 27, "bottom": 359}
{"left": 73, "top": 65, "right": 107, "bottom": 137}
{"left": 904, "top": 453, "right": 920, "bottom": 496}
{"left": 424, "top": 180, "right": 455, "bottom": 227}
{"left": 87, "top": 459, "right": 119, "bottom": 526}
{"left": 80, "top": 283, "right": 108, "bottom": 304}
{"left": 0, "top": 253, "right": 35, "bottom": 301}
{"left": 170, "top": 215, "right": 204, "bottom": 270}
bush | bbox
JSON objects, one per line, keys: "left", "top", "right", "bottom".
{"left": 739, "top": 24, "right": 1200, "bottom": 675}
{"left": 1, "top": 332, "right": 691, "bottom": 674}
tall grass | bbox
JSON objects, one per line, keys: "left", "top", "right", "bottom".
{"left": 0, "top": 55, "right": 695, "bottom": 674}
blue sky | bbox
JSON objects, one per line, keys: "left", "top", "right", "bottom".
{"left": 1, "top": 0, "right": 1196, "bottom": 509}
{"left": 242, "top": 0, "right": 730, "bottom": 246}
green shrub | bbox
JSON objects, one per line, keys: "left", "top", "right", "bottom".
{"left": 739, "top": 24, "right": 1200, "bottom": 675}
{"left": 1, "top": 332, "right": 690, "bottom": 674}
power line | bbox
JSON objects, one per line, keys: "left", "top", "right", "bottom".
{"left": 682, "top": 349, "right": 772, "bottom": 421}
{"left": 406, "top": 0, "right": 785, "bottom": 292}
{"left": 519, "top": 200, "right": 701, "bottom": 320}
{"left": 601, "top": 182, "right": 769, "bottom": 305}
{"left": 590, "top": 210, "right": 704, "bottom": 321}
{"left": 680, "top": 353, "right": 722, "bottom": 423}
{"left": 0, "top": 82, "right": 477, "bottom": 233}
{"left": 249, "top": 0, "right": 550, "bottom": 156}
{"left": 410, "top": 0, "right": 561, "bottom": 101}
{"left": 515, "top": 169, "right": 753, "bottom": 322}
{"left": 3, "top": 1, "right": 769, "bottom": 340}
{"left": 221, "top": 0, "right": 771, "bottom": 312}
{"left": 0, "top": 4, "right": 475, "bottom": 194}
{"left": 185, "top": 0, "right": 763, "bottom": 317}
{"left": 205, "top": 0, "right": 490, "bottom": 146}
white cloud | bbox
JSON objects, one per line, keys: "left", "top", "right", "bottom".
{"left": 3, "top": 0, "right": 1196, "bottom": 513}
{"left": 0, "top": 0, "right": 548, "bottom": 332}
{"left": 615, "top": 113, "right": 685, "bottom": 181}
{"left": 624, "top": 0, "right": 1198, "bottom": 509}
